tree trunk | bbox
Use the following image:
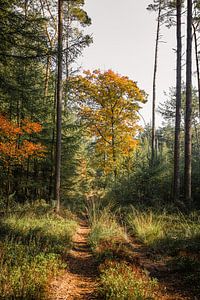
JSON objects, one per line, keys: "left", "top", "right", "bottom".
{"left": 111, "top": 111, "right": 117, "bottom": 183}
{"left": 152, "top": 0, "right": 161, "bottom": 165}
{"left": 184, "top": 0, "right": 193, "bottom": 202}
{"left": 49, "top": 83, "right": 56, "bottom": 201}
{"left": 193, "top": 23, "right": 200, "bottom": 118}
{"left": 44, "top": 55, "right": 51, "bottom": 98}
{"left": 55, "top": 0, "right": 63, "bottom": 212}
{"left": 173, "top": 0, "right": 182, "bottom": 201}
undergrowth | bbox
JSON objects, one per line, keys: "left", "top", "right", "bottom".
{"left": 88, "top": 202, "right": 158, "bottom": 299}
{"left": 0, "top": 201, "right": 77, "bottom": 299}
{"left": 99, "top": 261, "right": 158, "bottom": 300}
{"left": 126, "top": 207, "right": 200, "bottom": 254}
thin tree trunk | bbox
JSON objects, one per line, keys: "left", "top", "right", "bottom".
{"left": 49, "top": 83, "right": 57, "bottom": 201}
{"left": 193, "top": 23, "right": 200, "bottom": 118}
{"left": 184, "top": 0, "right": 193, "bottom": 202}
{"left": 111, "top": 111, "right": 117, "bottom": 183}
{"left": 173, "top": 0, "right": 182, "bottom": 201}
{"left": 152, "top": 0, "right": 162, "bottom": 165}
{"left": 55, "top": 0, "right": 63, "bottom": 212}
{"left": 44, "top": 56, "right": 51, "bottom": 98}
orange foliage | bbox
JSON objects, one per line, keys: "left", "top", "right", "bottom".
{"left": 0, "top": 115, "right": 46, "bottom": 165}
{"left": 0, "top": 115, "right": 22, "bottom": 137}
{"left": 71, "top": 70, "right": 147, "bottom": 174}
{"left": 22, "top": 119, "right": 43, "bottom": 134}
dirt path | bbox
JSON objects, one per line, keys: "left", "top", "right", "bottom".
{"left": 48, "top": 220, "right": 99, "bottom": 300}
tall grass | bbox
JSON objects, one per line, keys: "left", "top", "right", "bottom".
{"left": 126, "top": 207, "right": 200, "bottom": 252}
{"left": 87, "top": 202, "right": 127, "bottom": 251}
{"left": 0, "top": 202, "right": 77, "bottom": 299}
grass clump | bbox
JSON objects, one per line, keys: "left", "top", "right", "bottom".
{"left": 99, "top": 261, "right": 158, "bottom": 300}
{"left": 88, "top": 206, "right": 127, "bottom": 252}
{"left": 126, "top": 209, "right": 165, "bottom": 246}
{"left": 0, "top": 203, "right": 77, "bottom": 299}
{"left": 126, "top": 207, "right": 200, "bottom": 253}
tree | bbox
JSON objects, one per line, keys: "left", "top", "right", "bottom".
{"left": 185, "top": 0, "right": 193, "bottom": 202}
{"left": 0, "top": 114, "right": 45, "bottom": 208}
{"left": 55, "top": 0, "right": 64, "bottom": 213}
{"left": 193, "top": 1, "right": 200, "bottom": 118}
{"left": 173, "top": 0, "right": 182, "bottom": 201}
{"left": 149, "top": 0, "right": 162, "bottom": 165}
{"left": 71, "top": 70, "right": 147, "bottom": 181}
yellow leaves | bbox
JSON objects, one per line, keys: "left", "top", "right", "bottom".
{"left": 71, "top": 69, "right": 147, "bottom": 175}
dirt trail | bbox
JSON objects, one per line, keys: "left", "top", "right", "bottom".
{"left": 48, "top": 220, "right": 99, "bottom": 300}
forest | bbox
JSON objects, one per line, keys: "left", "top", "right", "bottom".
{"left": 0, "top": 0, "right": 200, "bottom": 299}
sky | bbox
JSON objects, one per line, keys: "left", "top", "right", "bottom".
{"left": 78, "top": 0, "right": 177, "bottom": 127}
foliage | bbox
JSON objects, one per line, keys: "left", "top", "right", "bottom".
{"left": 88, "top": 209, "right": 126, "bottom": 251}
{"left": 0, "top": 114, "right": 46, "bottom": 164}
{"left": 126, "top": 207, "right": 200, "bottom": 253}
{"left": 70, "top": 69, "right": 147, "bottom": 177}
{"left": 99, "top": 261, "right": 158, "bottom": 300}
{"left": 0, "top": 202, "right": 77, "bottom": 298}
{"left": 108, "top": 129, "right": 173, "bottom": 205}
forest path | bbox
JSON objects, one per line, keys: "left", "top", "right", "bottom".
{"left": 48, "top": 219, "right": 99, "bottom": 300}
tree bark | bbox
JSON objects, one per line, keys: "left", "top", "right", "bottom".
{"left": 44, "top": 55, "right": 51, "bottom": 98}
{"left": 173, "top": 0, "right": 182, "bottom": 201}
{"left": 184, "top": 0, "right": 193, "bottom": 202}
{"left": 193, "top": 23, "right": 200, "bottom": 118}
{"left": 55, "top": 0, "right": 63, "bottom": 212}
{"left": 152, "top": 0, "right": 162, "bottom": 165}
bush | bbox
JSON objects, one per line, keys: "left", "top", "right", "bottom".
{"left": 0, "top": 207, "right": 77, "bottom": 299}
{"left": 99, "top": 261, "right": 158, "bottom": 300}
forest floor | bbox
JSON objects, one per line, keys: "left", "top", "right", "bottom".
{"left": 127, "top": 239, "right": 193, "bottom": 300}
{"left": 48, "top": 219, "right": 99, "bottom": 300}
{"left": 48, "top": 219, "right": 198, "bottom": 300}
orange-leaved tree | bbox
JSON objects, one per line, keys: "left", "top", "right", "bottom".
{"left": 0, "top": 114, "right": 46, "bottom": 208}
{"left": 71, "top": 69, "right": 147, "bottom": 179}
{"left": 0, "top": 115, "right": 45, "bottom": 164}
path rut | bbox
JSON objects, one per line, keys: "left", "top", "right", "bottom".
{"left": 48, "top": 220, "right": 99, "bottom": 300}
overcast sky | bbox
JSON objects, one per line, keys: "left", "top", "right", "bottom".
{"left": 78, "top": 0, "right": 177, "bottom": 126}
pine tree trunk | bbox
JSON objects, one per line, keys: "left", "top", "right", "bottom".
{"left": 173, "top": 0, "right": 182, "bottom": 201}
{"left": 152, "top": 0, "right": 161, "bottom": 165}
{"left": 193, "top": 24, "right": 200, "bottom": 118}
{"left": 55, "top": 0, "right": 63, "bottom": 212}
{"left": 184, "top": 0, "right": 193, "bottom": 202}
{"left": 44, "top": 56, "right": 51, "bottom": 98}
{"left": 49, "top": 85, "right": 56, "bottom": 201}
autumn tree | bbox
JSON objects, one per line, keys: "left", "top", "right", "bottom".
{"left": 71, "top": 70, "right": 147, "bottom": 181}
{"left": 0, "top": 114, "right": 45, "bottom": 208}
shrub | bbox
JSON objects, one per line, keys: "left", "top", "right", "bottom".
{"left": 0, "top": 209, "right": 77, "bottom": 298}
{"left": 99, "top": 261, "right": 158, "bottom": 300}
